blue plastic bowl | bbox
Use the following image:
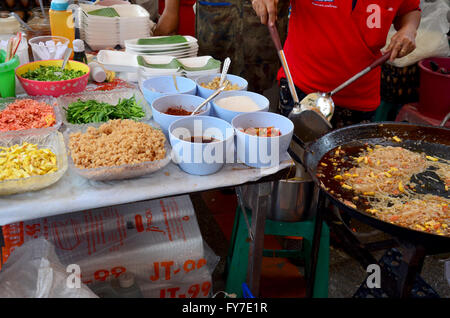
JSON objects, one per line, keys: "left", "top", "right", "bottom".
{"left": 211, "top": 91, "right": 270, "bottom": 123}
{"left": 232, "top": 112, "right": 294, "bottom": 168}
{"left": 152, "top": 94, "right": 211, "bottom": 136}
{"left": 196, "top": 74, "right": 248, "bottom": 99}
{"left": 142, "top": 76, "right": 197, "bottom": 105}
{"left": 169, "top": 116, "right": 235, "bottom": 176}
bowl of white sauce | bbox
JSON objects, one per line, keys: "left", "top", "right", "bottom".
{"left": 211, "top": 91, "right": 269, "bottom": 123}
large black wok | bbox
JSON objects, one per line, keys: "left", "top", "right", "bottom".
{"left": 299, "top": 122, "right": 450, "bottom": 254}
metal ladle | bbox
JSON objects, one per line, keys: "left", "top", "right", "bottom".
{"left": 268, "top": 25, "right": 332, "bottom": 144}
{"left": 301, "top": 52, "right": 391, "bottom": 119}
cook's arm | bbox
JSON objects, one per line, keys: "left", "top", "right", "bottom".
{"left": 385, "top": 10, "right": 421, "bottom": 61}
{"left": 153, "top": 0, "right": 180, "bottom": 36}
{"left": 251, "top": 0, "right": 279, "bottom": 27}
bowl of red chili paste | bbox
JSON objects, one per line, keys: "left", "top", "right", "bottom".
{"left": 151, "top": 94, "right": 211, "bottom": 136}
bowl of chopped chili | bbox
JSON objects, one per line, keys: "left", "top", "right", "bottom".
{"left": 151, "top": 94, "right": 211, "bottom": 136}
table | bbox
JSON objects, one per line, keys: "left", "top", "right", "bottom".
{"left": 0, "top": 158, "right": 294, "bottom": 226}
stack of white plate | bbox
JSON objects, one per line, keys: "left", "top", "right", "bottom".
{"left": 96, "top": 51, "right": 221, "bottom": 86}
{"left": 80, "top": 4, "right": 152, "bottom": 51}
{"left": 136, "top": 55, "right": 220, "bottom": 90}
{"left": 125, "top": 36, "right": 199, "bottom": 58}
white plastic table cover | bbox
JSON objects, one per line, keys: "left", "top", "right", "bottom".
{"left": 0, "top": 158, "right": 294, "bottom": 225}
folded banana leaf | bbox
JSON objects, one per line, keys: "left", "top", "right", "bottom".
{"left": 137, "top": 36, "right": 188, "bottom": 46}
{"left": 88, "top": 8, "right": 119, "bottom": 17}
{"left": 137, "top": 56, "right": 221, "bottom": 72}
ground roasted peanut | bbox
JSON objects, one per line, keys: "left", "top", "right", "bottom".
{"left": 68, "top": 119, "right": 166, "bottom": 169}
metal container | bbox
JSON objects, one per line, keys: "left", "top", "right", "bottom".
{"left": 242, "top": 165, "right": 318, "bottom": 222}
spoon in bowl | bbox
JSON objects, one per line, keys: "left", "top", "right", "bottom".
{"left": 219, "top": 57, "right": 231, "bottom": 88}
{"left": 191, "top": 85, "right": 227, "bottom": 116}
{"left": 54, "top": 47, "right": 72, "bottom": 76}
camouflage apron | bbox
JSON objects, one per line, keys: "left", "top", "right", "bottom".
{"left": 196, "top": 0, "right": 290, "bottom": 94}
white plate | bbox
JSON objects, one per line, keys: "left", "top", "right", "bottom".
{"left": 177, "top": 56, "right": 215, "bottom": 68}
{"left": 129, "top": 48, "right": 199, "bottom": 56}
{"left": 85, "top": 34, "right": 119, "bottom": 41}
{"left": 97, "top": 50, "right": 139, "bottom": 73}
{"left": 80, "top": 3, "right": 150, "bottom": 18}
{"left": 137, "top": 55, "right": 177, "bottom": 65}
{"left": 124, "top": 36, "right": 197, "bottom": 49}
{"left": 125, "top": 44, "right": 198, "bottom": 54}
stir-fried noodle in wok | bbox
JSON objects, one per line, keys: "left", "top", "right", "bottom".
{"left": 317, "top": 144, "right": 450, "bottom": 236}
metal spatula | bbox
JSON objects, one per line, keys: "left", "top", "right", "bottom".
{"left": 268, "top": 25, "right": 332, "bottom": 144}
{"left": 300, "top": 52, "right": 391, "bottom": 118}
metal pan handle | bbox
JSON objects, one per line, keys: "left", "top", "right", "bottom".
{"left": 441, "top": 113, "right": 450, "bottom": 127}
{"left": 268, "top": 24, "right": 300, "bottom": 105}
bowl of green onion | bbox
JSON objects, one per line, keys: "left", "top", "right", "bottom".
{"left": 16, "top": 60, "right": 90, "bottom": 97}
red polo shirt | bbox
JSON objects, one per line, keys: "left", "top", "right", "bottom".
{"left": 278, "top": 0, "right": 420, "bottom": 111}
{"left": 159, "top": 0, "right": 196, "bottom": 36}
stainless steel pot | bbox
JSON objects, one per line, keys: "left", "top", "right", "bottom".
{"left": 241, "top": 164, "right": 318, "bottom": 222}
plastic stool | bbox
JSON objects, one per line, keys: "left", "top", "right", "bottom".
{"left": 395, "top": 103, "right": 450, "bottom": 127}
{"left": 225, "top": 207, "right": 330, "bottom": 298}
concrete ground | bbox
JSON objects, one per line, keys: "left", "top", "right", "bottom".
{"left": 190, "top": 192, "right": 450, "bottom": 298}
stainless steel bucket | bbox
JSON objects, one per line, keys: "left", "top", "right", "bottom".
{"left": 241, "top": 164, "right": 318, "bottom": 222}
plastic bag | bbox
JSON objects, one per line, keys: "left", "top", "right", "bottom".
{"left": 383, "top": 0, "right": 450, "bottom": 67}
{"left": 0, "top": 239, "right": 98, "bottom": 298}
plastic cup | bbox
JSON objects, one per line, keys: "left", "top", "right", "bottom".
{"left": 28, "top": 35, "right": 69, "bottom": 61}
{"left": 0, "top": 49, "right": 20, "bottom": 98}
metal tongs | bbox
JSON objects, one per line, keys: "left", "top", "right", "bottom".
{"left": 268, "top": 25, "right": 332, "bottom": 144}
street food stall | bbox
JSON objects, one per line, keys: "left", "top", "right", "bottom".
{"left": 0, "top": 0, "right": 449, "bottom": 301}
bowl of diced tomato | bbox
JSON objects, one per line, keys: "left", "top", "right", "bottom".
{"left": 16, "top": 60, "right": 90, "bottom": 97}
{"left": 232, "top": 111, "right": 293, "bottom": 168}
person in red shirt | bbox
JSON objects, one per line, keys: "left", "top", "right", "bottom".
{"left": 252, "top": 0, "right": 421, "bottom": 128}
{"left": 153, "top": 0, "right": 196, "bottom": 36}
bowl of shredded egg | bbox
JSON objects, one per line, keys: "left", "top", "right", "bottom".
{"left": 196, "top": 73, "right": 248, "bottom": 99}
{"left": 211, "top": 91, "right": 269, "bottom": 123}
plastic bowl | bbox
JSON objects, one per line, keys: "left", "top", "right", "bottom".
{"left": 0, "top": 96, "right": 62, "bottom": 136}
{"left": 64, "top": 123, "right": 171, "bottom": 181}
{"left": 232, "top": 112, "right": 294, "bottom": 168}
{"left": 168, "top": 116, "right": 235, "bottom": 176}
{"left": 0, "top": 131, "right": 68, "bottom": 195}
{"left": 141, "top": 75, "right": 197, "bottom": 105}
{"left": 211, "top": 91, "right": 270, "bottom": 123}
{"left": 151, "top": 94, "right": 211, "bottom": 136}
{"left": 15, "top": 60, "right": 90, "bottom": 97}
{"left": 196, "top": 73, "right": 248, "bottom": 99}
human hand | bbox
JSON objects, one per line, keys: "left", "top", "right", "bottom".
{"left": 384, "top": 26, "right": 417, "bottom": 61}
{"left": 251, "top": 0, "right": 279, "bottom": 26}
